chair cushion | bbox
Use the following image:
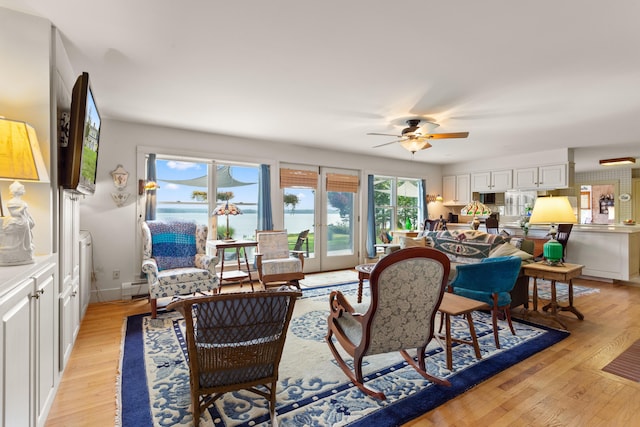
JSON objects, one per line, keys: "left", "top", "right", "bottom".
{"left": 399, "top": 236, "right": 428, "bottom": 248}
{"left": 489, "top": 242, "right": 534, "bottom": 261}
{"left": 261, "top": 257, "right": 302, "bottom": 276}
{"left": 157, "top": 267, "right": 211, "bottom": 285}
{"left": 147, "top": 221, "right": 197, "bottom": 271}
{"left": 433, "top": 237, "right": 492, "bottom": 264}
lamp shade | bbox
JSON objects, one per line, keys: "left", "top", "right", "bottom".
{"left": 0, "top": 117, "right": 49, "bottom": 183}
{"left": 212, "top": 202, "right": 242, "bottom": 217}
{"left": 528, "top": 196, "right": 577, "bottom": 225}
{"left": 400, "top": 139, "right": 432, "bottom": 154}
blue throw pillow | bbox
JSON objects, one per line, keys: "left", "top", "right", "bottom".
{"left": 147, "top": 221, "right": 198, "bottom": 271}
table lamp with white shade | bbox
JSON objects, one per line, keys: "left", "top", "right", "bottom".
{"left": 528, "top": 196, "right": 577, "bottom": 265}
{"left": 0, "top": 117, "right": 49, "bottom": 265}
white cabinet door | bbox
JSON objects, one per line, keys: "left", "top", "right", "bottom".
{"left": 472, "top": 170, "right": 512, "bottom": 192}
{"left": 79, "top": 232, "right": 92, "bottom": 318}
{"left": 442, "top": 175, "right": 457, "bottom": 204}
{"left": 443, "top": 174, "right": 470, "bottom": 205}
{"left": 0, "top": 277, "right": 33, "bottom": 427}
{"left": 491, "top": 169, "right": 513, "bottom": 191}
{"left": 514, "top": 164, "right": 568, "bottom": 189}
{"left": 538, "top": 164, "right": 567, "bottom": 189}
{"left": 456, "top": 174, "right": 471, "bottom": 205}
{"left": 35, "top": 263, "right": 57, "bottom": 427}
{"left": 471, "top": 172, "right": 492, "bottom": 192}
{"left": 514, "top": 167, "right": 539, "bottom": 189}
{"left": 59, "top": 279, "right": 80, "bottom": 370}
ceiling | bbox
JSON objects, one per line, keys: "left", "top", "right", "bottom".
{"left": 3, "top": 0, "right": 640, "bottom": 172}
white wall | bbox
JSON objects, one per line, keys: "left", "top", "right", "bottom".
{"left": 80, "top": 118, "right": 444, "bottom": 300}
{"left": 0, "top": 7, "right": 53, "bottom": 257}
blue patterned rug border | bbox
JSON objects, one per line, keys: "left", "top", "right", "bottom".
{"left": 348, "top": 316, "right": 569, "bottom": 427}
{"left": 119, "top": 281, "right": 570, "bottom": 427}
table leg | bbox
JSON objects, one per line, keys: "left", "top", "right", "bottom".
{"left": 241, "top": 246, "right": 254, "bottom": 292}
{"left": 532, "top": 277, "right": 538, "bottom": 311}
{"left": 542, "top": 279, "right": 567, "bottom": 329}
{"left": 445, "top": 313, "right": 453, "bottom": 371}
{"left": 465, "top": 313, "right": 482, "bottom": 360}
{"left": 219, "top": 248, "right": 226, "bottom": 283}
{"left": 558, "top": 279, "right": 584, "bottom": 320}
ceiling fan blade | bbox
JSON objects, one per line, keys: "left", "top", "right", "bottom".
{"left": 425, "top": 132, "right": 470, "bottom": 139}
{"left": 372, "top": 139, "right": 404, "bottom": 148}
{"left": 367, "top": 132, "right": 402, "bottom": 137}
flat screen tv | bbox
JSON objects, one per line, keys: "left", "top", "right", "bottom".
{"left": 60, "top": 72, "right": 101, "bottom": 195}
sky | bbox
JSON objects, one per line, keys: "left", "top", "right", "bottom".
{"left": 154, "top": 160, "right": 315, "bottom": 210}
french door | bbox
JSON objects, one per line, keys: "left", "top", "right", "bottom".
{"left": 281, "top": 165, "right": 360, "bottom": 272}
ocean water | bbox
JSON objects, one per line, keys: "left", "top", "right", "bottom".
{"left": 156, "top": 207, "right": 342, "bottom": 239}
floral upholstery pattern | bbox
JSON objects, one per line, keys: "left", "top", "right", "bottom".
{"left": 141, "top": 221, "right": 219, "bottom": 316}
{"left": 337, "top": 257, "right": 446, "bottom": 356}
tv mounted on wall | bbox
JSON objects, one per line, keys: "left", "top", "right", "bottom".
{"left": 60, "top": 71, "right": 101, "bottom": 195}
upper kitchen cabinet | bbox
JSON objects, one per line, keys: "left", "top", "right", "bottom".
{"left": 513, "top": 163, "right": 573, "bottom": 190}
{"left": 471, "top": 169, "right": 513, "bottom": 192}
{"left": 443, "top": 174, "right": 471, "bottom": 206}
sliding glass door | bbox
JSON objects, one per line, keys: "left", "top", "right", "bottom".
{"left": 281, "top": 165, "right": 359, "bottom": 272}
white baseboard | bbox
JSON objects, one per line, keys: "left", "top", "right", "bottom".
{"left": 121, "top": 281, "right": 149, "bottom": 299}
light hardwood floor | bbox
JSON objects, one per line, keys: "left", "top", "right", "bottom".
{"left": 46, "top": 277, "right": 640, "bottom": 426}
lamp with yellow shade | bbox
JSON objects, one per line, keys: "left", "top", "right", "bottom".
{"left": 528, "top": 196, "right": 577, "bottom": 265}
{"left": 0, "top": 117, "right": 49, "bottom": 265}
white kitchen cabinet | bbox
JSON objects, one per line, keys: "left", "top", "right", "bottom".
{"left": 471, "top": 169, "right": 512, "bottom": 192}
{"left": 443, "top": 174, "right": 471, "bottom": 205}
{"left": 0, "top": 257, "right": 58, "bottom": 427}
{"left": 514, "top": 163, "right": 569, "bottom": 189}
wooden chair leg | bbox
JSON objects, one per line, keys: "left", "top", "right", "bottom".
{"left": 150, "top": 298, "right": 157, "bottom": 319}
{"left": 504, "top": 307, "right": 516, "bottom": 335}
{"left": 491, "top": 307, "right": 501, "bottom": 349}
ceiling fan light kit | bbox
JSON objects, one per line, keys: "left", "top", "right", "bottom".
{"left": 368, "top": 118, "right": 469, "bottom": 154}
{"left": 599, "top": 157, "right": 636, "bottom": 166}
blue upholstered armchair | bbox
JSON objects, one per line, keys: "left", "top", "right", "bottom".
{"left": 141, "top": 220, "right": 219, "bottom": 318}
{"left": 448, "top": 256, "right": 522, "bottom": 349}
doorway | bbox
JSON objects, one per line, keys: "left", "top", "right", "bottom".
{"left": 281, "top": 165, "right": 360, "bottom": 272}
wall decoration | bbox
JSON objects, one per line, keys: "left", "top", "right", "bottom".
{"left": 111, "top": 191, "right": 130, "bottom": 207}
{"left": 111, "top": 164, "right": 129, "bottom": 189}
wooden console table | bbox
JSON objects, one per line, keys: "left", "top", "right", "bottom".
{"left": 522, "top": 261, "right": 584, "bottom": 329}
{"left": 209, "top": 240, "right": 258, "bottom": 291}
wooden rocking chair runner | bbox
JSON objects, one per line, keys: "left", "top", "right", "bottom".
{"left": 325, "top": 247, "right": 452, "bottom": 400}
{"left": 167, "top": 290, "right": 301, "bottom": 427}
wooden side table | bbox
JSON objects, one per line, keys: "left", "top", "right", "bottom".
{"left": 522, "top": 261, "right": 584, "bottom": 329}
{"left": 209, "top": 240, "right": 258, "bottom": 291}
{"left": 437, "top": 292, "right": 486, "bottom": 371}
{"left": 354, "top": 263, "right": 376, "bottom": 303}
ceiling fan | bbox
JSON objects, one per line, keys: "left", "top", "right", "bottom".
{"left": 368, "top": 118, "right": 469, "bottom": 154}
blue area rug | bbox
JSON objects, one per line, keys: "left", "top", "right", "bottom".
{"left": 118, "top": 282, "right": 569, "bottom": 426}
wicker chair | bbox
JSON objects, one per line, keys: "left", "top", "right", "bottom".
{"left": 167, "top": 290, "right": 301, "bottom": 426}
{"left": 325, "top": 247, "right": 451, "bottom": 400}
